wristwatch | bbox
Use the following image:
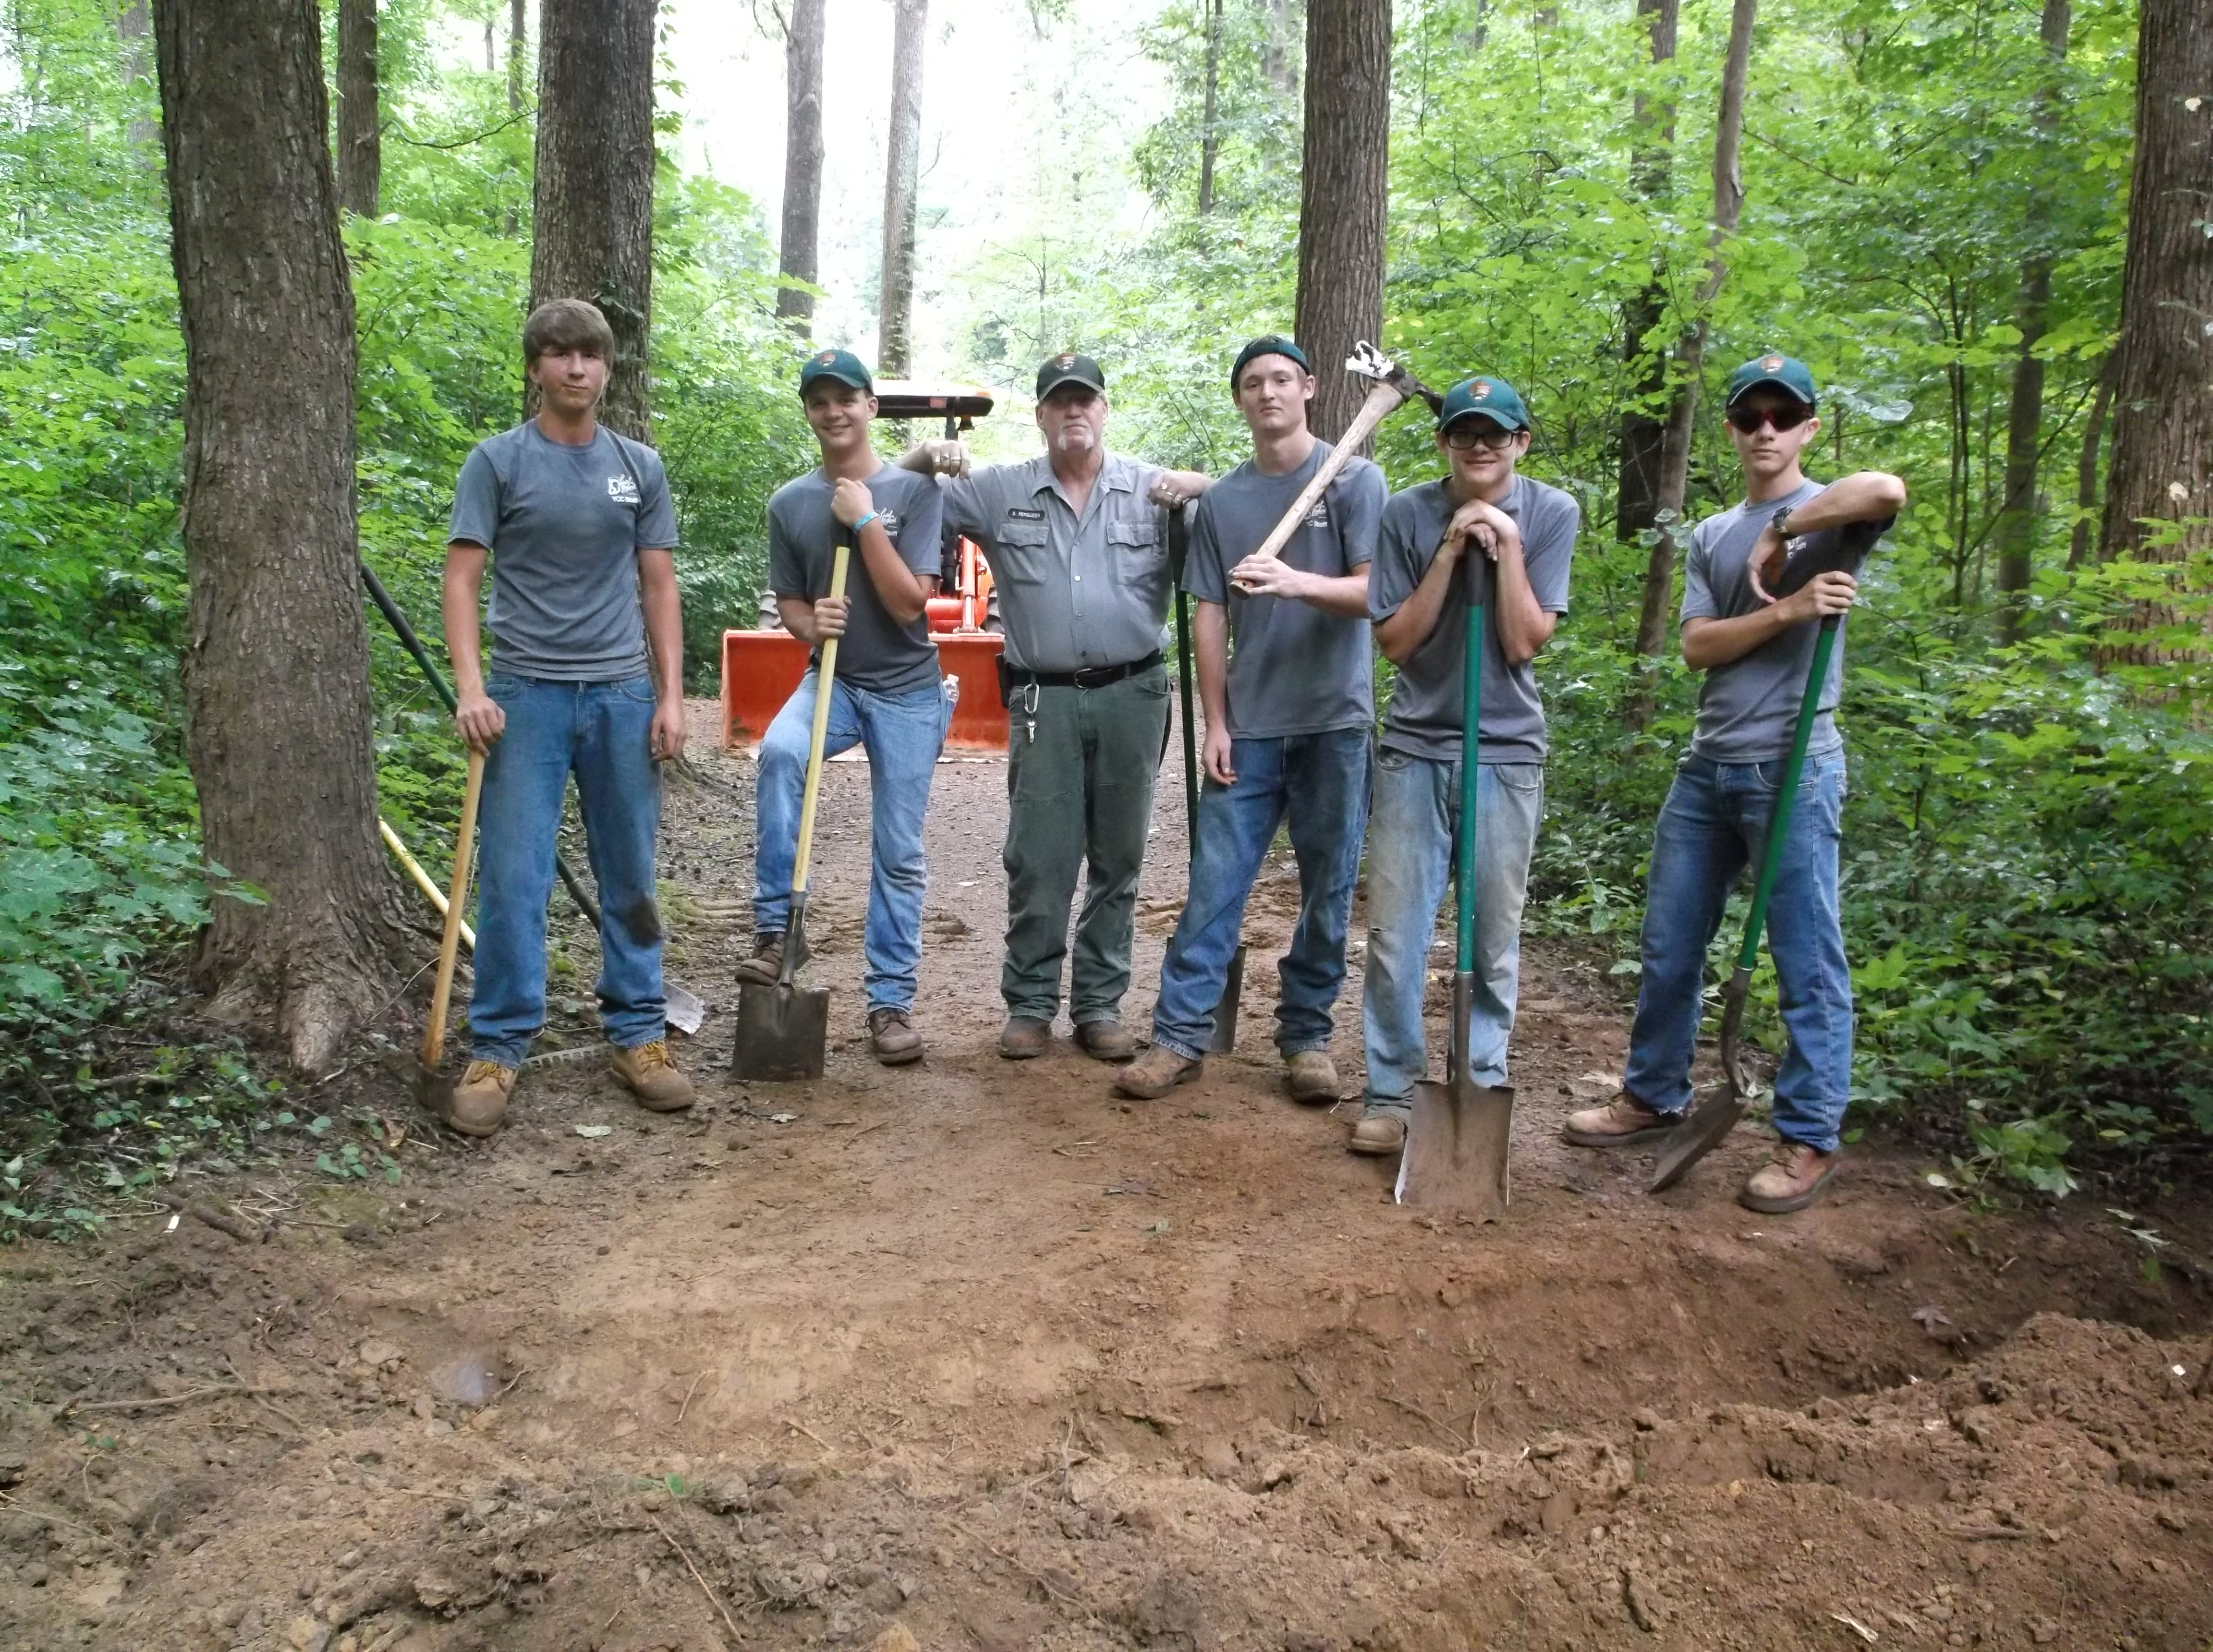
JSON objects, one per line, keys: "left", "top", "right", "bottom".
{"left": 1770, "top": 505, "right": 1798, "bottom": 540}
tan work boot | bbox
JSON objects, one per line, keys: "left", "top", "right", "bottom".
{"left": 1348, "top": 1110, "right": 1407, "bottom": 1156}
{"left": 1074, "top": 1020, "right": 1138, "bottom": 1063}
{"left": 1284, "top": 1049, "right": 1340, "bottom": 1105}
{"left": 611, "top": 1039, "right": 695, "bottom": 1112}
{"left": 998, "top": 1016, "right": 1052, "bottom": 1059}
{"left": 1561, "top": 1092, "right": 1678, "bottom": 1148}
{"left": 440, "top": 1060, "right": 513, "bottom": 1138}
{"left": 868, "top": 1007, "right": 924, "bottom": 1066}
{"left": 1739, "top": 1143, "right": 1840, "bottom": 1214}
{"left": 1115, "top": 1044, "right": 1200, "bottom": 1099}
{"left": 735, "top": 932, "right": 786, "bottom": 987}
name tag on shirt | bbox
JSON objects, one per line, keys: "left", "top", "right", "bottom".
{"left": 1006, "top": 507, "right": 1046, "bottom": 522}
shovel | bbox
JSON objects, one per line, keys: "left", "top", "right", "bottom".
{"left": 1168, "top": 504, "right": 1245, "bottom": 1053}
{"left": 416, "top": 746, "right": 487, "bottom": 1119}
{"left": 1397, "top": 551, "right": 1512, "bottom": 1213}
{"left": 730, "top": 540, "right": 849, "bottom": 1081}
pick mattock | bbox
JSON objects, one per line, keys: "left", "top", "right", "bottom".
{"left": 1167, "top": 503, "right": 1244, "bottom": 1052}
{"left": 730, "top": 539, "right": 849, "bottom": 1081}
{"left": 415, "top": 746, "right": 486, "bottom": 1119}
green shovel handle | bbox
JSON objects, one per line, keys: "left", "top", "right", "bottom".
{"left": 1735, "top": 612, "right": 1842, "bottom": 972}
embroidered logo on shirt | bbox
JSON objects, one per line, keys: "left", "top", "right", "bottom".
{"left": 875, "top": 509, "right": 901, "bottom": 538}
{"left": 1006, "top": 507, "right": 1046, "bottom": 522}
{"left": 607, "top": 474, "right": 641, "bottom": 504}
{"left": 1303, "top": 498, "right": 1332, "bottom": 529}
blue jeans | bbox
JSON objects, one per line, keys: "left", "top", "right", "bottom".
{"left": 1623, "top": 751, "right": 1853, "bottom": 1152}
{"left": 471, "top": 673, "right": 665, "bottom": 1064}
{"left": 1150, "top": 728, "right": 1372, "bottom": 1062}
{"left": 754, "top": 669, "right": 952, "bottom": 1012}
{"left": 1361, "top": 752, "right": 1544, "bottom": 1116}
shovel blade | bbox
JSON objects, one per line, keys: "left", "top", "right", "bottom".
{"left": 1207, "top": 943, "right": 1246, "bottom": 1055}
{"left": 730, "top": 980, "right": 831, "bottom": 1081}
{"left": 1397, "top": 1075, "right": 1513, "bottom": 1215}
{"left": 1650, "top": 972, "right": 1751, "bottom": 1193}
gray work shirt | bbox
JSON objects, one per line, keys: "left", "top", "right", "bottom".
{"left": 1369, "top": 473, "right": 1579, "bottom": 765}
{"left": 1182, "top": 439, "right": 1384, "bottom": 739}
{"left": 768, "top": 464, "right": 945, "bottom": 696}
{"left": 447, "top": 421, "right": 679, "bottom": 682}
{"left": 1681, "top": 479, "right": 1893, "bottom": 763}
{"left": 943, "top": 453, "right": 1168, "bottom": 673}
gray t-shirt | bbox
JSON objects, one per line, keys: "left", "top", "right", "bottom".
{"left": 1680, "top": 480, "right": 1892, "bottom": 763}
{"left": 1183, "top": 440, "right": 1383, "bottom": 739}
{"left": 768, "top": 464, "right": 945, "bottom": 696}
{"left": 1370, "top": 474, "right": 1579, "bottom": 765}
{"left": 447, "top": 421, "right": 678, "bottom": 682}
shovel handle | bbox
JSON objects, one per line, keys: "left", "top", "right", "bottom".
{"left": 790, "top": 542, "right": 851, "bottom": 898}
{"left": 423, "top": 746, "right": 486, "bottom": 1072}
{"left": 1454, "top": 552, "right": 1491, "bottom": 971}
{"left": 1735, "top": 613, "right": 1841, "bottom": 972}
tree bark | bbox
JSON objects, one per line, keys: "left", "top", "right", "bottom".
{"left": 1197, "top": 0, "right": 1224, "bottom": 217}
{"left": 877, "top": 0, "right": 927, "bottom": 378}
{"left": 532, "top": 0, "right": 658, "bottom": 441}
{"left": 1293, "top": 0, "right": 1392, "bottom": 444}
{"left": 1614, "top": 0, "right": 1678, "bottom": 555}
{"left": 153, "top": 0, "right": 408, "bottom": 1072}
{"left": 119, "top": 2, "right": 157, "bottom": 149}
{"left": 776, "top": 0, "right": 826, "bottom": 328}
{"left": 336, "top": 0, "right": 379, "bottom": 218}
{"left": 509, "top": 0, "right": 527, "bottom": 113}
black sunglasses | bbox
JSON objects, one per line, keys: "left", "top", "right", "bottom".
{"left": 1442, "top": 421, "right": 1521, "bottom": 452}
{"left": 1726, "top": 403, "right": 1814, "bottom": 434}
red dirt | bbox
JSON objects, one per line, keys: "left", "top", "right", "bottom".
{"left": 2, "top": 699, "right": 2209, "bottom": 1652}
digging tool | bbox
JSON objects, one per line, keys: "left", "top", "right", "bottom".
{"left": 359, "top": 559, "right": 706, "bottom": 1035}
{"left": 415, "top": 746, "right": 486, "bottom": 1119}
{"left": 381, "top": 816, "right": 475, "bottom": 949}
{"left": 1397, "top": 550, "right": 1513, "bottom": 1214}
{"left": 729, "top": 541, "right": 849, "bottom": 1081}
{"left": 1168, "top": 504, "right": 1246, "bottom": 1053}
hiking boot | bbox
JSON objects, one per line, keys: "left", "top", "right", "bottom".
{"left": 1348, "top": 1109, "right": 1407, "bottom": 1157}
{"left": 1115, "top": 1044, "right": 1200, "bottom": 1099}
{"left": 1284, "top": 1049, "right": 1341, "bottom": 1105}
{"left": 1739, "top": 1143, "right": 1840, "bottom": 1214}
{"left": 611, "top": 1040, "right": 695, "bottom": 1112}
{"left": 868, "top": 1006, "right": 924, "bottom": 1066}
{"left": 735, "top": 932, "right": 786, "bottom": 986}
{"left": 1561, "top": 1093, "right": 1678, "bottom": 1148}
{"left": 1073, "top": 1020, "right": 1138, "bottom": 1063}
{"left": 440, "top": 1060, "right": 514, "bottom": 1138}
{"left": 998, "top": 1016, "right": 1052, "bottom": 1059}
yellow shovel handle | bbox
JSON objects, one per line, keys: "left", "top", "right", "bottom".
{"left": 790, "top": 542, "right": 849, "bottom": 897}
{"left": 380, "top": 817, "right": 476, "bottom": 950}
{"left": 423, "top": 746, "right": 486, "bottom": 1072}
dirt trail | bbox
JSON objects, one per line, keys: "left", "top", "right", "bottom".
{"left": 3, "top": 699, "right": 2210, "bottom": 1652}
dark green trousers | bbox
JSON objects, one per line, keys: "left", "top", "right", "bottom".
{"left": 1001, "top": 664, "right": 1170, "bottom": 1024}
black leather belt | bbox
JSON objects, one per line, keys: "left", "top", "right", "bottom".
{"left": 1009, "top": 650, "right": 1163, "bottom": 691}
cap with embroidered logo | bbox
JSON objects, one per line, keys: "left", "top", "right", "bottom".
{"left": 1725, "top": 352, "right": 1817, "bottom": 410}
{"left": 1436, "top": 374, "right": 1530, "bottom": 434}
{"left": 799, "top": 348, "right": 874, "bottom": 395}
{"left": 1034, "top": 352, "right": 1106, "bottom": 400}
{"left": 1230, "top": 335, "right": 1311, "bottom": 386}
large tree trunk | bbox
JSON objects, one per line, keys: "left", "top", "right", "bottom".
{"left": 877, "top": 0, "right": 927, "bottom": 377}
{"left": 1197, "top": 0, "right": 1224, "bottom": 217}
{"left": 119, "top": 2, "right": 158, "bottom": 149}
{"left": 2068, "top": 356, "right": 2115, "bottom": 570}
{"left": 532, "top": 0, "right": 658, "bottom": 441}
{"left": 1293, "top": 0, "right": 1391, "bottom": 444}
{"left": 1614, "top": 0, "right": 1678, "bottom": 557}
{"left": 509, "top": 0, "right": 527, "bottom": 113}
{"left": 153, "top": 0, "right": 407, "bottom": 1072}
{"left": 776, "top": 0, "right": 826, "bottom": 329}
{"left": 335, "top": 0, "right": 379, "bottom": 218}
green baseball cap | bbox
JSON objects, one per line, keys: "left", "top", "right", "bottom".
{"left": 1035, "top": 352, "right": 1106, "bottom": 400}
{"left": 799, "top": 347, "right": 873, "bottom": 395}
{"left": 1436, "top": 374, "right": 1530, "bottom": 433}
{"left": 1231, "top": 334, "right": 1311, "bottom": 386}
{"left": 1725, "top": 352, "right": 1817, "bottom": 410}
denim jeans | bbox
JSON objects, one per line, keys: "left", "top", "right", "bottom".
{"left": 1150, "top": 728, "right": 1371, "bottom": 1061}
{"left": 472, "top": 673, "right": 665, "bottom": 1064}
{"left": 754, "top": 669, "right": 953, "bottom": 1013}
{"left": 1623, "top": 750, "right": 1852, "bottom": 1152}
{"left": 1361, "top": 752, "right": 1544, "bottom": 1116}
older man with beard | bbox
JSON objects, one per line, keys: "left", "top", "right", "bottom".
{"left": 933, "top": 353, "right": 1211, "bottom": 1062}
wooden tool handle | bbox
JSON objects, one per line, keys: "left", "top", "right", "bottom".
{"left": 423, "top": 746, "right": 486, "bottom": 1072}
{"left": 381, "top": 817, "right": 475, "bottom": 950}
{"left": 790, "top": 541, "right": 851, "bottom": 898}
{"left": 1233, "top": 378, "right": 1408, "bottom": 585}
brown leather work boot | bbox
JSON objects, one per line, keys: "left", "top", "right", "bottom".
{"left": 611, "top": 1039, "right": 695, "bottom": 1112}
{"left": 440, "top": 1060, "right": 513, "bottom": 1138}
{"left": 1739, "top": 1143, "right": 1840, "bottom": 1214}
{"left": 1561, "top": 1093, "right": 1678, "bottom": 1148}
{"left": 1073, "top": 1020, "right": 1138, "bottom": 1063}
{"left": 1348, "top": 1109, "right": 1407, "bottom": 1157}
{"left": 1115, "top": 1043, "right": 1200, "bottom": 1099}
{"left": 1284, "top": 1049, "right": 1341, "bottom": 1105}
{"left": 735, "top": 932, "right": 786, "bottom": 986}
{"left": 868, "top": 1007, "right": 924, "bottom": 1066}
{"left": 998, "top": 1016, "right": 1052, "bottom": 1059}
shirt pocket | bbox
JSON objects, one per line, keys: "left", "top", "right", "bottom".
{"left": 986, "top": 522, "right": 1051, "bottom": 587}
{"left": 1106, "top": 517, "right": 1167, "bottom": 605}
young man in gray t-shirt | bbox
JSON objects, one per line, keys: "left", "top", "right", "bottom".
{"left": 1111, "top": 337, "right": 1385, "bottom": 1105}
{"left": 1564, "top": 353, "right": 1905, "bottom": 1215}
{"left": 735, "top": 350, "right": 950, "bottom": 1066}
{"left": 1353, "top": 375, "right": 1579, "bottom": 1159}
{"left": 441, "top": 299, "right": 693, "bottom": 1136}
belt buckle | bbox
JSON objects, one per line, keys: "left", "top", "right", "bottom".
{"left": 1072, "top": 662, "right": 1115, "bottom": 690}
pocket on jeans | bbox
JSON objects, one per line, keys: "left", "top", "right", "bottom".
{"left": 1494, "top": 763, "right": 1543, "bottom": 795}
{"left": 1376, "top": 747, "right": 1415, "bottom": 774}
{"left": 485, "top": 672, "right": 523, "bottom": 703}
{"left": 615, "top": 677, "right": 657, "bottom": 703}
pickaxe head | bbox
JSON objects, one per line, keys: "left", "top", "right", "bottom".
{"left": 1345, "top": 340, "right": 1444, "bottom": 417}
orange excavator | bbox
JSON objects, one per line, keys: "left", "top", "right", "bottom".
{"left": 721, "top": 382, "right": 1009, "bottom": 754}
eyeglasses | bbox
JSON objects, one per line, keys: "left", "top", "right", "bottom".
{"left": 1443, "top": 422, "right": 1520, "bottom": 452}
{"left": 1726, "top": 403, "right": 1814, "bottom": 434}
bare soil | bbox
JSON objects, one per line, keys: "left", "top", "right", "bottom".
{"left": 4, "top": 700, "right": 2211, "bottom": 1652}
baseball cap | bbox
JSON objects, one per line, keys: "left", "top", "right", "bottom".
{"left": 1725, "top": 352, "right": 1817, "bottom": 410}
{"left": 799, "top": 348, "right": 873, "bottom": 395}
{"left": 1034, "top": 352, "right": 1107, "bottom": 400}
{"left": 1231, "top": 334, "right": 1311, "bottom": 386}
{"left": 1436, "top": 375, "right": 1531, "bottom": 434}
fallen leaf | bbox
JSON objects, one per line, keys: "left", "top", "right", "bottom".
{"left": 575, "top": 1124, "right": 613, "bottom": 1139}
{"left": 770, "top": 1112, "right": 798, "bottom": 1124}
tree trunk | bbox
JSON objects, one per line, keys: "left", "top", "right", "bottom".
{"left": 152, "top": 0, "right": 408, "bottom": 1072}
{"left": 1993, "top": 0, "right": 2071, "bottom": 643}
{"left": 335, "top": 0, "right": 379, "bottom": 218}
{"left": 532, "top": 0, "right": 658, "bottom": 441}
{"left": 509, "top": 0, "right": 527, "bottom": 113}
{"left": 1197, "top": 0, "right": 1224, "bottom": 217}
{"left": 2068, "top": 356, "right": 2115, "bottom": 570}
{"left": 1614, "top": 0, "right": 1678, "bottom": 555}
{"left": 776, "top": 0, "right": 825, "bottom": 328}
{"left": 1293, "top": 0, "right": 1391, "bottom": 444}
{"left": 1260, "top": 0, "right": 1299, "bottom": 97}
{"left": 877, "top": 0, "right": 927, "bottom": 378}
{"left": 119, "top": 2, "right": 158, "bottom": 149}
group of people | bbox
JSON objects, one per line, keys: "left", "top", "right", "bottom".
{"left": 435, "top": 297, "right": 1903, "bottom": 1216}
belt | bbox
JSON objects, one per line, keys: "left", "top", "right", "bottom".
{"left": 1009, "top": 649, "right": 1163, "bottom": 691}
